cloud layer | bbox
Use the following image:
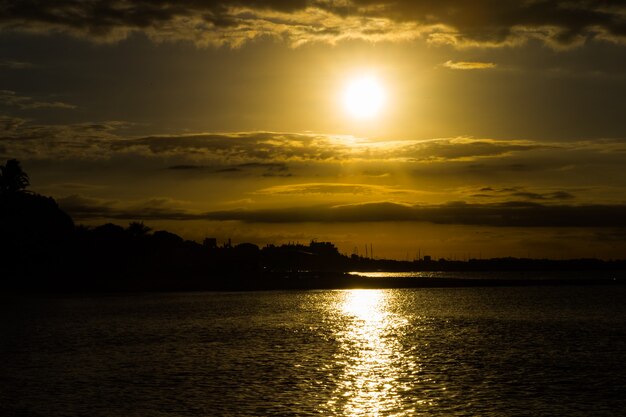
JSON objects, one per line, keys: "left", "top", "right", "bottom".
{"left": 3, "top": 118, "right": 625, "bottom": 237}
{"left": 0, "top": 90, "right": 76, "bottom": 110}
{"left": 2, "top": 1, "right": 625, "bottom": 48}
{"left": 2, "top": 119, "right": 625, "bottom": 197}
{"left": 206, "top": 201, "right": 626, "bottom": 228}
{"left": 0, "top": 118, "right": 549, "bottom": 163}
{"left": 57, "top": 195, "right": 626, "bottom": 229}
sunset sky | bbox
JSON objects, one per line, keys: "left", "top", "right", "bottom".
{"left": 1, "top": 0, "right": 625, "bottom": 259}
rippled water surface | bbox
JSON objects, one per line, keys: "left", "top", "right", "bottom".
{"left": 2, "top": 286, "right": 626, "bottom": 416}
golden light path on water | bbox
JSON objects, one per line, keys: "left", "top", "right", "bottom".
{"left": 324, "top": 289, "right": 433, "bottom": 416}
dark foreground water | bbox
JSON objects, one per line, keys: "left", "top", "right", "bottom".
{"left": 2, "top": 285, "right": 626, "bottom": 416}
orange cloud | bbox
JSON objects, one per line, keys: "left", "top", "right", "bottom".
{"left": 442, "top": 60, "right": 496, "bottom": 70}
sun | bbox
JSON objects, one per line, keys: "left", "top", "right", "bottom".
{"left": 342, "top": 75, "right": 386, "bottom": 119}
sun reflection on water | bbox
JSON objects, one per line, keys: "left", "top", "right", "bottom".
{"left": 342, "top": 289, "right": 386, "bottom": 321}
{"left": 324, "top": 289, "right": 421, "bottom": 416}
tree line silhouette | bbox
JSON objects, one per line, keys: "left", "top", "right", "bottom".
{"left": 1, "top": 159, "right": 625, "bottom": 292}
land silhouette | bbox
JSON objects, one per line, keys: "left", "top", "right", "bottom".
{"left": 1, "top": 159, "right": 625, "bottom": 292}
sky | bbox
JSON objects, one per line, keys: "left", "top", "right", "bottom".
{"left": 1, "top": 0, "right": 626, "bottom": 259}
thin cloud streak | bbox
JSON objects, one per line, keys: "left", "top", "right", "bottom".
{"left": 442, "top": 60, "right": 496, "bottom": 70}
{"left": 254, "top": 183, "right": 421, "bottom": 196}
{"left": 0, "top": 59, "right": 34, "bottom": 69}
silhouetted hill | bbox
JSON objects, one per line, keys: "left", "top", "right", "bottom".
{"left": 1, "top": 192, "right": 74, "bottom": 286}
{"left": 0, "top": 192, "right": 74, "bottom": 237}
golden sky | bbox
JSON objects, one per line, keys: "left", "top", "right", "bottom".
{"left": 1, "top": 1, "right": 626, "bottom": 259}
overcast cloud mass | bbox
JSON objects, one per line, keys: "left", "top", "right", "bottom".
{"left": 2, "top": 0, "right": 626, "bottom": 48}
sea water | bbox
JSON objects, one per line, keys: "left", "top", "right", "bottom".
{"left": 2, "top": 285, "right": 625, "bottom": 416}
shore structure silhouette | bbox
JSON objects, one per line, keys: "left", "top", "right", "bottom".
{"left": 2, "top": 159, "right": 625, "bottom": 293}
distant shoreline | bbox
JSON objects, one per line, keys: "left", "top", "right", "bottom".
{"left": 4, "top": 186, "right": 626, "bottom": 295}
{"left": 6, "top": 271, "right": 626, "bottom": 295}
{"left": 204, "top": 272, "right": 626, "bottom": 291}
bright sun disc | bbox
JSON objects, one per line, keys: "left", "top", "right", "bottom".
{"left": 343, "top": 76, "right": 386, "bottom": 119}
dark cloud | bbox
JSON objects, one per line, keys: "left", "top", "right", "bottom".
{"left": 511, "top": 191, "right": 555, "bottom": 200}
{"left": 464, "top": 162, "right": 537, "bottom": 173}
{"left": 237, "top": 162, "right": 291, "bottom": 176}
{"left": 593, "top": 229, "right": 626, "bottom": 243}
{"left": 0, "top": 59, "right": 34, "bottom": 69}
{"left": 0, "top": 90, "right": 76, "bottom": 110}
{"left": 204, "top": 202, "right": 626, "bottom": 227}
{"left": 238, "top": 162, "right": 288, "bottom": 171}
{"left": 110, "top": 132, "right": 347, "bottom": 161}
{"left": 261, "top": 172, "right": 292, "bottom": 178}
{"left": 1, "top": 1, "right": 624, "bottom": 48}
{"left": 549, "top": 191, "right": 576, "bottom": 200}
{"left": 166, "top": 161, "right": 290, "bottom": 176}
{"left": 167, "top": 164, "right": 205, "bottom": 170}
{"left": 57, "top": 194, "right": 193, "bottom": 221}
{"left": 59, "top": 195, "right": 626, "bottom": 228}
{"left": 396, "top": 138, "right": 543, "bottom": 162}
{"left": 360, "top": 0, "right": 626, "bottom": 47}
{"left": 362, "top": 170, "right": 390, "bottom": 178}
{"left": 471, "top": 187, "right": 576, "bottom": 201}
{"left": 256, "top": 183, "right": 414, "bottom": 196}
{"left": 0, "top": 115, "right": 26, "bottom": 131}
{"left": 509, "top": 191, "right": 575, "bottom": 200}
{"left": 0, "top": 122, "right": 350, "bottom": 161}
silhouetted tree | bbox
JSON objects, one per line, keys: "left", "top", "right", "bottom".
{"left": 0, "top": 160, "right": 75, "bottom": 287}
{"left": 126, "top": 221, "right": 151, "bottom": 238}
{"left": 0, "top": 159, "right": 30, "bottom": 196}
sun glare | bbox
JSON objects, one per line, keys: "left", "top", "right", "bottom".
{"left": 343, "top": 75, "right": 386, "bottom": 119}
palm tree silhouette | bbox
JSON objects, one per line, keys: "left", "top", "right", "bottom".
{"left": 0, "top": 159, "right": 30, "bottom": 196}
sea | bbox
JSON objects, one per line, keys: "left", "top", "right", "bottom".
{"left": 2, "top": 280, "right": 626, "bottom": 416}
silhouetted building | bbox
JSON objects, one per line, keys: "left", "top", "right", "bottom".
{"left": 203, "top": 237, "right": 217, "bottom": 249}
{"left": 309, "top": 240, "right": 340, "bottom": 256}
